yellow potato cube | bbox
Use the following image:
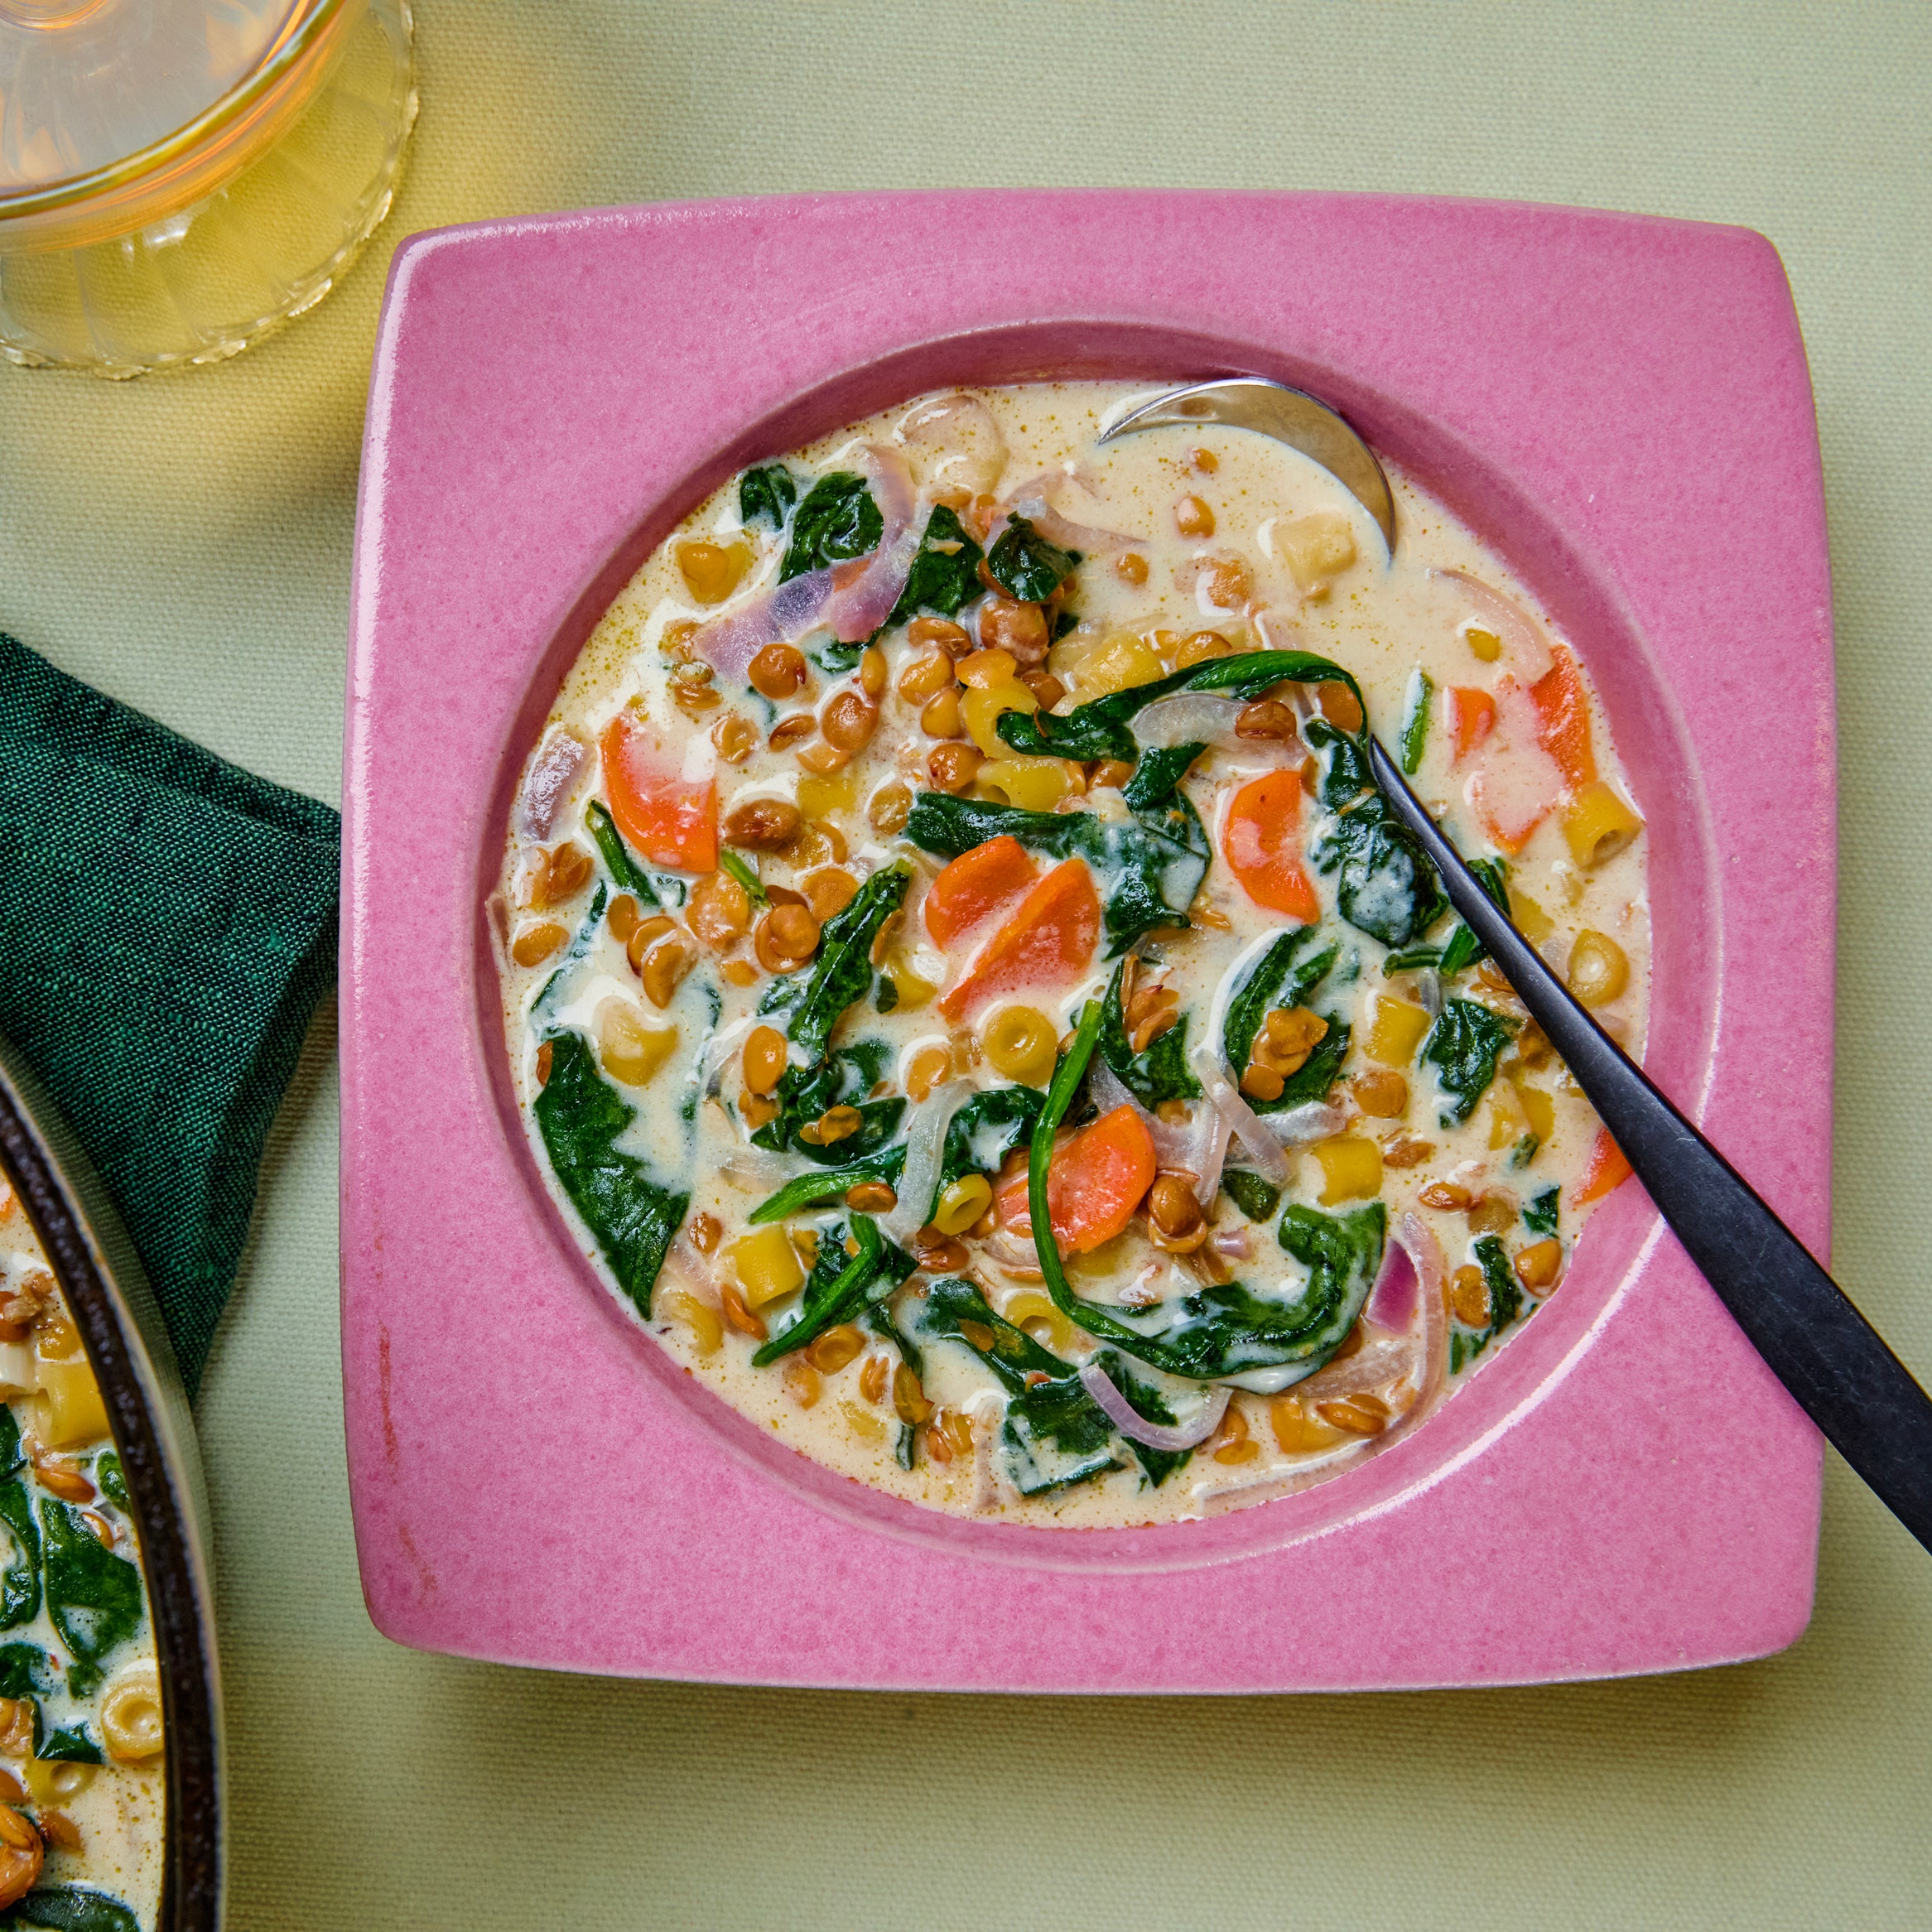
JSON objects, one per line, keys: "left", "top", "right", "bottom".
{"left": 1312, "top": 1136, "right": 1382, "bottom": 1203}
{"left": 731, "top": 1225, "right": 805, "bottom": 1309}
{"left": 1560, "top": 781, "right": 1645, "bottom": 869}
{"left": 1515, "top": 1082, "right": 1555, "bottom": 1144}
{"left": 1511, "top": 891, "right": 1555, "bottom": 946}
{"left": 975, "top": 756, "right": 1077, "bottom": 812}
{"left": 34, "top": 1356, "right": 108, "bottom": 1448}
{"left": 1365, "top": 995, "right": 1432, "bottom": 1067}
{"left": 797, "top": 771, "right": 858, "bottom": 818}
{"left": 1278, "top": 513, "right": 1358, "bottom": 595}
{"left": 1077, "top": 633, "right": 1165, "bottom": 698}
{"left": 664, "top": 1290, "right": 722, "bottom": 1354}
{"left": 1487, "top": 1082, "right": 1530, "bottom": 1151}
{"left": 962, "top": 681, "right": 1040, "bottom": 756}
{"left": 595, "top": 1000, "right": 677, "bottom": 1086}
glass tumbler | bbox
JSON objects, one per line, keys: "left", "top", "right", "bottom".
{"left": 0, "top": 0, "right": 416, "bottom": 376}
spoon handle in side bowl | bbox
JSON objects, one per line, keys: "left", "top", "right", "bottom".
{"left": 1365, "top": 734, "right": 1932, "bottom": 1555}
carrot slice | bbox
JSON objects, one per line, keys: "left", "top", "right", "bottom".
{"left": 1530, "top": 643, "right": 1597, "bottom": 791}
{"left": 1448, "top": 687, "right": 1497, "bottom": 763}
{"left": 1222, "top": 769, "right": 1320, "bottom": 923}
{"left": 937, "top": 859, "right": 1100, "bottom": 1020}
{"left": 995, "top": 1105, "right": 1158, "bottom": 1255}
{"left": 600, "top": 714, "right": 717, "bottom": 871}
{"left": 923, "top": 835, "right": 1038, "bottom": 947}
{"left": 1572, "top": 1126, "right": 1633, "bottom": 1205}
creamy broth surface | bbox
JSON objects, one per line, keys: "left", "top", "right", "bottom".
{"left": 498, "top": 382, "right": 1650, "bottom": 1529}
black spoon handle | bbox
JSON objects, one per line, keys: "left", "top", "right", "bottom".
{"left": 1366, "top": 733, "right": 1932, "bottom": 1553}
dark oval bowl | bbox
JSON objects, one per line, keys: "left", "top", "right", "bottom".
{"left": 0, "top": 1035, "right": 223, "bottom": 1932}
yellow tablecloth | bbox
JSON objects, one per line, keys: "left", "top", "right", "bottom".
{"left": 3, "top": 3, "right": 1929, "bottom": 1924}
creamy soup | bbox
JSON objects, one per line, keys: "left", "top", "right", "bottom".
{"left": 0, "top": 1183, "right": 164, "bottom": 1929}
{"left": 496, "top": 382, "right": 1649, "bottom": 1529}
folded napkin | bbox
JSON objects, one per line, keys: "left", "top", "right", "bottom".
{"left": 0, "top": 632, "right": 340, "bottom": 1396}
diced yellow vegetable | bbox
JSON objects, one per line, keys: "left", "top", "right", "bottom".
{"left": 664, "top": 1291, "right": 722, "bottom": 1354}
{"left": 797, "top": 771, "right": 858, "bottom": 818}
{"left": 963, "top": 682, "right": 1039, "bottom": 756}
{"left": 1278, "top": 513, "right": 1357, "bottom": 595}
{"left": 884, "top": 962, "right": 937, "bottom": 1009}
{"left": 1487, "top": 1082, "right": 1530, "bottom": 1151}
{"left": 1365, "top": 995, "right": 1432, "bottom": 1067}
{"left": 1312, "top": 1136, "right": 1382, "bottom": 1203}
{"left": 1560, "top": 781, "right": 1644, "bottom": 868}
{"left": 976, "top": 756, "right": 1077, "bottom": 812}
{"left": 730, "top": 1225, "right": 805, "bottom": 1309}
{"left": 0, "top": 1342, "right": 32, "bottom": 1400}
{"left": 1077, "top": 634, "right": 1165, "bottom": 698}
{"left": 1511, "top": 891, "right": 1555, "bottom": 946}
{"left": 840, "top": 1400, "right": 889, "bottom": 1443}
{"left": 595, "top": 1000, "right": 677, "bottom": 1086}
{"left": 34, "top": 1356, "right": 108, "bottom": 1448}
{"left": 1514, "top": 1081, "right": 1555, "bottom": 1145}
{"left": 1462, "top": 624, "right": 1502, "bottom": 662}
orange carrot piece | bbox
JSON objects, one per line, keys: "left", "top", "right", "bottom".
{"left": 923, "top": 835, "right": 1038, "bottom": 947}
{"left": 1572, "top": 1126, "right": 1633, "bottom": 1205}
{"left": 995, "top": 1105, "right": 1158, "bottom": 1255}
{"left": 1448, "top": 687, "right": 1497, "bottom": 763}
{"left": 600, "top": 714, "right": 717, "bottom": 872}
{"left": 1222, "top": 769, "right": 1321, "bottom": 923}
{"left": 1530, "top": 643, "right": 1597, "bottom": 791}
{"left": 937, "top": 858, "right": 1100, "bottom": 1019}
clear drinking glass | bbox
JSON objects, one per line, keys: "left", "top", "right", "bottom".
{"left": 0, "top": 0, "right": 416, "bottom": 376}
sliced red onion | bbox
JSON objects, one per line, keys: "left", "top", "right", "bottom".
{"left": 1088, "top": 1053, "right": 1230, "bottom": 1207}
{"left": 1365, "top": 1234, "right": 1419, "bottom": 1332}
{"left": 1400, "top": 1212, "right": 1450, "bottom": 1410}
{"left": 823, "top": 446, "right": 921, "bottom": 642}
{"left": 1432, "top": 567, "right": 1554, "bottom": 681}
{"left": 1411, "top": 967, "right": 1443, "bottom": 1017}
{"left": 1079, "top": 1361, "right": 1231, "bottom": 1452}
{"left": 518, "top": 726, "right": 586, "bottom": 838}
{"left": 1133, "top": 692, "right": 1250, "bottom": 751}
{"left": 1188, "top": 1043, "right": 1289, "bottom": 1184}
{"left": 691, "top": 566, "right": 835, "bottom": 682}
{"left": 1001, "top": 475, "right": 1135, "bottom": 555}
{"left": 879, "top": 1077, "right": 971, "bottom": 1245}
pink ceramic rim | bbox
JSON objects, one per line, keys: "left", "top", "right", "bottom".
{"left": 341, "top": 191, "right": 1833, "bottom": 1690}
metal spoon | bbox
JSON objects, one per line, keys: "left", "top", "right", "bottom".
{"left": 1366, "top": 734, "right": 1932, "bottom": 1554}
{"left": 1099, "top": 377, "right": 1397, "bottom": 554}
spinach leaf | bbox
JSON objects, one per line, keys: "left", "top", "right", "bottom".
{"left": 903, "top": 773, "right": 1207, "bottom": 957}
{"left": 531, "top": 882, "right": 609, "bottom": 1013}
{"left": 750, "top": 1043, "right": 906, "bottom": 1167}
{"left": 37, "top": 1725, "right": 101, "bottom": 1766}
{"left": 0, "top": 1645, "right": 51, "bottom": 1754}
{"left": 752, "top": 1217, "right": 915, "bottom": 1366}
{"left": 585, "top": 800, "right": 661, "bottom": 909}
{"left": 739, "top": 465, "right": 797, "bottom": 529}
{"left": 1420, "top": 999, "right": 1520, "bottom": 1125}
{"left": 1400, "top": 667, "right": 1433, "bottom": 773}
{"left": 1220, "top": 927, "right": 1350, "bottom": 1112}
{"left": 780, "top": 472, "right": 882, "bottom": 581}
{"left": 40, "top": 1501, "right": 141, "bottom": 1694}
{"left": 1305, "top": 720, "right": 1448, "bottom": 948}
{"left": 1098, "top": 958, "right": 1200, "bottom": 1108}
{"left": 0, "top": 1476, "right": 38, "bottom": 1631}
{"left": 1451, "top": 1235, "right": 1527, "bottom": 1372}
{"left": 941, "top": 1086, "right": 1044, "bottom": 1192}
{"left": 984, "top": 515, "right": 1077, "bottom": 604}
{"left": 1524, "top": 1186, "right": 1561, "bottom": 1238}
{"left": 717, "top": 847, "right": 767, "bottom": 907}
{"left": 1221, "top": 1168, "right": 1282, "bottom": 1223}
{"left": 0, "top": 1889, "right": 142, "bottom": 1932}
{"left": 94, "top": 1453, "right": 128, "bottom": 1512}
{"left": 759, "top": 863, "right": 910, "bottom": 1059}
{"left": 747, "top": 1147, "right": 907, "bottom": 1224}
{"left": 1025, "top": 1005, "right": 1383, "bottom": 1380}
{"left": 887, "top": 505, "right": 985, "bottom": 624}
{"left": 533, "top": 1030, "right": 689, "bottom": 1319}
{"left": 996, "top": 648, "right": 1366, "bottom": 765}
{"left": 921, "top": 1280, "right": 1185, "bottom": 1487}
{"left": 1435, "top": 856, "right": 1510, "bottom": 978}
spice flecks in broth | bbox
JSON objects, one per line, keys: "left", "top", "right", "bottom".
{"left": 498, "top": 382, "right": 1650, "bottom": 1529}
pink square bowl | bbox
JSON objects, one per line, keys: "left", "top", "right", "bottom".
{"left": 340, "top": 191, "right": 1833, "bottom": 1691}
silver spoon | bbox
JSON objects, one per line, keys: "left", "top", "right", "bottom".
{"left": 1366, "top": 735, "right": 1932, "bottom": 1554}
{"left": 1098, "top": 377, "right": 1397, "bottom": 554}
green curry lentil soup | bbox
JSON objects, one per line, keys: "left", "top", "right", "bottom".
{"left": 494, "top": 382, "right": 1651, "bottom": 1531}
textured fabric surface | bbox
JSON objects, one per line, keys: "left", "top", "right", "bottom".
{"left": 0, "top": 633, "right": 340, "bottom": 1394}
{"left": 2, "top": 2, "right": 1929, "bottom": 1927}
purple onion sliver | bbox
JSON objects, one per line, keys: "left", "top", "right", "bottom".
{"left": 1078, "top": 1361, "right": 1231, "bottom": 1452}
{"left": 1364, "top": 1236, "right": 1419, "bottom": 1332}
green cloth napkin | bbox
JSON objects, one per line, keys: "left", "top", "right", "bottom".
{"left": 0, "top": 632, "right": 340, "bottom": 1396}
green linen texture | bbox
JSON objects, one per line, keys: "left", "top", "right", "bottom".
{"left": 0, "top": 633, "right": 340, "bottom": 1395}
